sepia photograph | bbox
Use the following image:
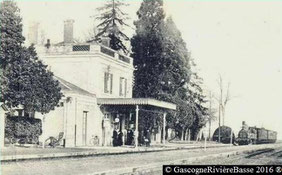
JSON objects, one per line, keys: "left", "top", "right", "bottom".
{"left": 0, "top": 0, "right": 281, "bottom": 174}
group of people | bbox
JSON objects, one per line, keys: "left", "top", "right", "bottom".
{"left": 112, "top": 128, "right": 151, "bottom": 147}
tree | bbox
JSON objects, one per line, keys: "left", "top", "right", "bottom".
{"left": 214, "top": 74, "right": 232, "bottom": 142}
{"left": 216, "top": 74, "right": 231, "bottom": 126}
{"left": 132, "top": 0, "right": 209, "bottom": 141}
{"left": 132, "top": 1, "right": 188, "bottom": 139}
{"left": 132, "top": 0, "right": 187, "bottom": 138}
{"left": 2, "top": 45, "right": 62, "bottom": 115}
{"left": 131, "top": 0, "right": 166, "bottom": 99}
{"left": 207, "top": 91, "right": 217, "bottom": 140}
{"left": 89, "top": 0, "right": 130, "bottom": 54}
{"left": 186, "top": 59, "right": 209, "bottom": 140}
{"left": 160, "top": 17, "right": 194, "bottom": 140}
{"left": 0, "top": 0, "right": 25, "bottom": 69}
{"left": 0, "top": 1, "right": 62, "bottom": 115}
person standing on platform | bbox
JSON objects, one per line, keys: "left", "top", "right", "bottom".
{"left": 118, "top": 130, "right": 123, "bottom": 146}
{"left": 112, "top": 130, "right": 118, "bottom": 146}
{"left": 144, "top": 129, "right": 151, "bottom": 147}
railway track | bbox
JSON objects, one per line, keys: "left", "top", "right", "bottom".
{"left": 245, "top": 148, "right": 275, "bottom": 158}
{"left": 2, "top": 143, "right": 281, "bottom": 175}
{"left": 186, "top": 144, "right": 282, "bottom": 165}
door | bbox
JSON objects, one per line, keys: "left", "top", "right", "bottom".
{"left": 82, "top": 111, "right": 88, "bottom": 146}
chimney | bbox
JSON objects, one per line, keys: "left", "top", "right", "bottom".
{"left": 28, "top": 22, "right": 39, "bottom": 45}
{"left": 64, "top": 19, "right": 74, "bottom": 44}
{"left": 242, "top": 121, "right": 246, "bottom": 126}
{"left": 101, "top": 36, "right": 110, "bottom": 47}
{"left": 45, "top": 39, "right": 50, "bottom": 49}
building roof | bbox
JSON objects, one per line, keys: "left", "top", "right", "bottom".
{"left": 55, "top": 76, "right": 95, "bottom": 97}
{"left": 97, "top": 98, "right": 176, "bottom": 110}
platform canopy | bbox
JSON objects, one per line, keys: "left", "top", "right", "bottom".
{"left": 97, "top": 98, "right": 176, "bottom": 147}
{"left": 97, "top": 98, "right": 176, "bottom": 110}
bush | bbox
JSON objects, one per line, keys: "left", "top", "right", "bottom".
{"left": 5, "top": 116, "right": 42, "bottom": 144}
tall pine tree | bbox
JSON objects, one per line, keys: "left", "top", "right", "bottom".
{"left": 90, "top": 0, "right": 130, "bottom": 54}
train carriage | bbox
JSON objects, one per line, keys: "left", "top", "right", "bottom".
{"left": 212, "top": 126, "right": 236, "bottom": 144}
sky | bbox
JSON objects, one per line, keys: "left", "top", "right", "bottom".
{"left": 16, "top": 0, "right": 282, "bottom": 139}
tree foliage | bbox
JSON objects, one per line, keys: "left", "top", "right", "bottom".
{"left": 131, "top": 0, "right": 166, "bottom": 99}
{"left": 90, "top": 0, "right": 130, "bottom": 54}
{"left": 131, "top": 0, "right": 208, "bottom": 140}
{"left": 187, "top": 60, "right": 209, "bottom": 139}
{"left": 0, "top": 1, "right": 62, "bottom": 115}
{"left": 0, "top": 0, "right": 25, "bottom": 69}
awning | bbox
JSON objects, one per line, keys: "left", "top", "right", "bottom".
{"left": 97, "top": 98, "right": 176, "bottom": 110}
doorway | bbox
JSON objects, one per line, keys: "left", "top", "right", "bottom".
{"left": 82, "top": 111, "right": 88, "bottom": 146}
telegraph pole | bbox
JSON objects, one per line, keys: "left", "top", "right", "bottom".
{"left": 218, "top": 104, "right": 221, "bottom": 143}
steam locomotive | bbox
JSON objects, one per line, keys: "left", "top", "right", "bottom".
{"left": 236, "top": 121, "right": 277, "bottom": 145}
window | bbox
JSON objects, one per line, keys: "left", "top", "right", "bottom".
{"left": 104, "top": 72, "right": 113, "bottom": 94}
{"left": 119, "top": 77, "right": 127, "bottom": 97}
{"left": 104, "top": 113, "right": 110, "bottom": 120}
{"left": 72, "top": 45, "right": 90, "bottom": 51}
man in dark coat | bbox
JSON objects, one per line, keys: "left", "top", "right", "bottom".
{"left": 118, "top": 131, "right": 123, "bottom": 146}
{"left": 112, "top": 130, "right": 118, "bottom": 146}
{"left": 144, "top": 129, "right": 151, "bottom": 147}
{"left": 127, "top": 129, "right": 134, "bottom": 145}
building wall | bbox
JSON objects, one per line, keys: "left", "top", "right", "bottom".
{"left": 37, "top": 93, "right": 103, "bottom": 147}
{"left": 35, "top": 44, "right": 133, "bottom": 147}
{"left": 42, "top": 105, "right": 64, "bottom": 139}
{"left": 72, "top": 95, "right": 103, "bottom": 147}
{"left": 36, "top": 107, "right": 64, "bottom": 147}
{"left": 63, "top": 93, "right": 103, "bottom": 147}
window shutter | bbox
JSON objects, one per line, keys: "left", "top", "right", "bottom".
{"left": 119, "top": 77, "right": 123, "bottom": 96}
{"left": 124, "top": 78, "right": 127, "bottom": 97}
{"left": 110, "top": 74, "right": 113, "bottom": 94}
{"left": 104, "top": 72, "right": 108, "bottom": 93}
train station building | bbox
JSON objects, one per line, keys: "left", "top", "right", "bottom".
{"left": 31, "top": 20, "right": 176, "bottom": 147}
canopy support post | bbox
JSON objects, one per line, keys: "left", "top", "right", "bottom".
{"left": 135, "top": 105, "right": 139, "bottom": 148}
{"left": 163, "top": 112, "right": 167, "bottom": 145}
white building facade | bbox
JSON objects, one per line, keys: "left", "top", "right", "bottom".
{"left": 32, "top": 20, "right": 176, "bottom": 148}
{"left": 36, "top": 42, "right": 134, "bottom": 147}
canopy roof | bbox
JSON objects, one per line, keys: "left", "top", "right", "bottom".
{"left": 97, "top": 98, "right": 176, "bottom": 110}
